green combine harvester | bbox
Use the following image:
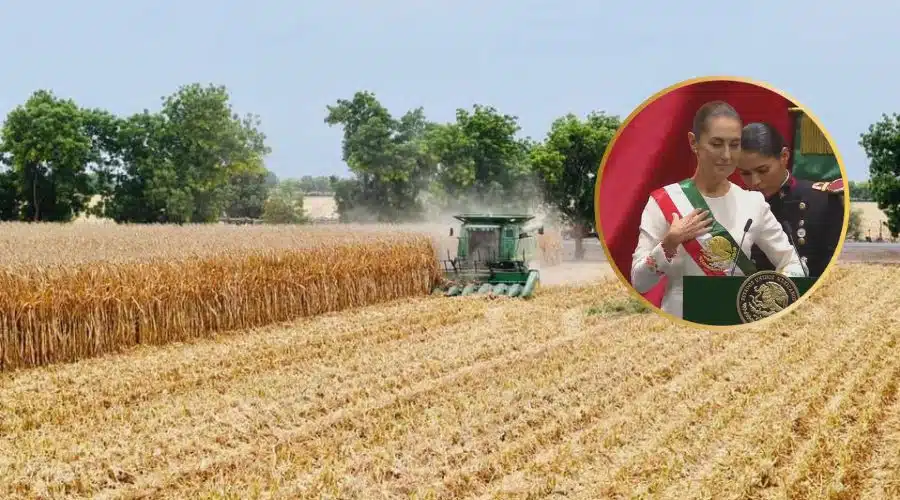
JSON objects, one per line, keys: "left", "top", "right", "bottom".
{"left": 432, "top": 213, "right": 542, "bottom": 298}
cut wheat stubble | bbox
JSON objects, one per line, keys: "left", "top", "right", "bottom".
{"left": 2, "top": 263, "right": 896, "bottom": 499}
{"left": 472, "top": 266, "right": 878, "bottom": 498}
{"left": 89, "top": 295, "right": 640, "bottom": 498}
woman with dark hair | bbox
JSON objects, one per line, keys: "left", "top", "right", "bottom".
{"left": 630, "top": 101, "right": 805, "bottom": 319}
{"left": 738, "top": 121, "right": 845, "bottom": 277}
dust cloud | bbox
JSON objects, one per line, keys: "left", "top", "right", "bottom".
{"left": 412, "top": 183, "right": 616, "bottom": 287}
{"left": 325, "top": 180, "right": 617, "bottom": 288}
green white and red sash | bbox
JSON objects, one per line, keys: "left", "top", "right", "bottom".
{"left": 650, "top": 179, "right": 757, "bottom": 276}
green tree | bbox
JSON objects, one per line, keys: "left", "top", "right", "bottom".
{"left": 530, "top": 111, "right": 620, "bottom": 260}
{"left": 848, "top": 180, "right": 873, "bottom": 201}
{"left": 0, "top": 90, "right": 96, "bottom": 221}
{"left": 0, "top": 163, "right": 19, "bottom": 220}
{"left": 263, "top": 178, "right": 307, "bottom": 223}
{"left": 101, "top": 84, "right": 271, "bottom": 223}
{"left": 160, "top": 83, "right": 271, "bottom": 222}
{"left": 859, "top": 113, "right": 900, "bottom": 237}
{"left": 101, "top": 110, "right": 179, "bottom": 223}
{"left": 223, "top": 157, "right": 271, "bottom": 219}
{"left": 325, "top": 91, "right": 435, "bottom": 222}
{"left": 297, "top": 175, "right": 333, "bottom": 193}
{"left": 425, "top": 104, "right": 533, "bottom": 210}
{"left": 329, "top": 175, "right": 365, "bottom": 222}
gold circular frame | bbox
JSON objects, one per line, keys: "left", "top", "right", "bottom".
{"left": 592, "top": 75, "right": 851, "bottom": 331}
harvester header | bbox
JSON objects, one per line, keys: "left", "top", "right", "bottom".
{"left": 433, "top": 212, "right": 542, "bottom": 298}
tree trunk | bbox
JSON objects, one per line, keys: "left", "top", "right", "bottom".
{"left": 31, "top": 164, "right": 40, "bottom": 222}
{"left": 573, "top": 222, "right": 586, "bottom": 261}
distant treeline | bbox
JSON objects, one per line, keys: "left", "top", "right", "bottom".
{"left": 0, "top": 86, "right": 616, "bottom": 260}
{"left": 2, "top": 83, "right": 900, "bottom": 240}
{"left": 848, "top": 180, "right": 874, "bottom": 202}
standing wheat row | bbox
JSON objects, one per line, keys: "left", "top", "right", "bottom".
{"left": 0, "top": 234, "right": 441, "bottom": 371}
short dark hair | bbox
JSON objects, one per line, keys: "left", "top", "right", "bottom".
{"left": 692, "top": 100, "right": 740, "bottom": 138}
{"left": 741, "top": 122, "right": 785, "bottom": 158}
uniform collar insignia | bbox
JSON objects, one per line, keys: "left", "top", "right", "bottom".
{"left": 769, "top": 171, "right": 792, "bottom": 201}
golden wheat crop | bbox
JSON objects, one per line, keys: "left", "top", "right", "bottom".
{"left": 0, "top": 222, "right": 441, "bottom": 371}
{"left": 1, "top": 263, "right": 898, "bottom": 499}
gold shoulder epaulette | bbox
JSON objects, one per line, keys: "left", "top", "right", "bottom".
{"left": 812, "top": 178, "right": 844, "bottom": 193}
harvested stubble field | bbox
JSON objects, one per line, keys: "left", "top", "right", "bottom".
{"left": 0, "top": 223, "right": 441, "bottom": 371}
{"left": 2, "top": 262, "right": 900, "bottom": 499}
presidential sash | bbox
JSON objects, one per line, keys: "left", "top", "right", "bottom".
{"left": 650, "top": 179, "right": 757, "bottom": 277}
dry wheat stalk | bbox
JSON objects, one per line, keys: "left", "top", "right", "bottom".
{"left": 0, "top": 223, "right": 441, "bottom": 371}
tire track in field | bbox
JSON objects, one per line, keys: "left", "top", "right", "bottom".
{"left": 449, "top": 321, "right": 794, "bottom": 500}
{"left": 89, "top": 307, "right": 641, "bottom": 498}
{"left": 0, "top": 302, "right": 493, "bottom": 473}
{"left": 770, "top": 322, "right": 900, "bottom": 498}
{"left": 648, "top": 271, "right": 899, "bottom": 498}
{"left": 748, "top": 276, "right": 900, "bottom": 500}
{"left": 1, "top": 295, "right": 584, "bottom": 495}
{"left": 569, "top": 311, "right": 875, "bottom": 500}
{"left": 659, "top": 304, "right": 898, "bottom": 499}
{"left": 473, "top": 268, "right": 879, "bottom": 498}
{"left": 0, "top": 299, "right": 473, "bottom": 432}
{"left": 271, "top": 315, "right": 724, "bottom": 499}
{"left": 858, "top": 356, "right": 900, "bottom": 498}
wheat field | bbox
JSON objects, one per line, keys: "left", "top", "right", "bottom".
{"left": 1, "top": 262, "right": 898, "bottom": 499}
{"left": 0, "top": 223, "right": 441, "bottom": 371}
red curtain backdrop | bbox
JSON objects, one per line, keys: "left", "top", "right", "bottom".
{"left": 596, "top": 80, "right": 796, "bottom": 307}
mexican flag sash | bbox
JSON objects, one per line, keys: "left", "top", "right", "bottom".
{"left": 650, "top": 179, "right": 757, "bottom": 276}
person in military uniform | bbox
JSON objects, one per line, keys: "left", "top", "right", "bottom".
{"left": 737, "top": 122, "right": 845, "bottom": 278}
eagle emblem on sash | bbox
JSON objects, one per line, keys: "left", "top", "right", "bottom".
{"left": 700, "top": 235, "right": 737, "bottom": 272}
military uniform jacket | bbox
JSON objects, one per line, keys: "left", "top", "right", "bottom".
{"left": 750, "top": 174, "right": 845, "bottom": 277}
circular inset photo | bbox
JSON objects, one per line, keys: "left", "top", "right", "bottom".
{"left": 594, "top": 76, "right": 849, "bottom": 328}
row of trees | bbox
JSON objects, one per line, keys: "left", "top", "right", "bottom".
{"left": 0, "top": 85, "right": 317, "bottom": 224}
{"left": 2, "top": 84, "right": 899, "bottom": 241}
{"left": 0, "top": 87, "right": 620, "bottom": 257}
{"left": 322, "top": 92, "right": 619, "bottom": 246}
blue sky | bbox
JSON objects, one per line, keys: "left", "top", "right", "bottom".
{"left": 1, "top": 0, "right": 896, "bottom": 181}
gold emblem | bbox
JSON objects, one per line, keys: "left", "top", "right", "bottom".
{"left": 700, "top": 235, "right": 737, "bottom": 272}
{"left": 799, "top": 202, "right": 807, "bottom": 210}
{"left": 737, "top": 271, "right": 801, "bottom": 323}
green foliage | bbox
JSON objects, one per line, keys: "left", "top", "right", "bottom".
{"left": 425, "top": 104, "right": 534, "bottom": 212}
{"left": 296, "top": 175, "right": 333, "bottom": 193}
{"left": 587, "top": 296, "right": 651, "bottom": 316}
{"left": 99, "top": 84, "right": 271, "bottom": 223}
{"left": 262, "top": 179, "right": 307, "bottom": 223}
{"left": 325, "top": 91, "right": 435, "bottom": 222}
{"left": 848, "top": 180, "right": 873, "bottom": 201}
{"left": 848, "top": 207, "right": 863, "bottom": 240}
{"left": 0, "top": 90, "right": 96, "bottom": 221}
{"left": 224, "top": 158, "right": 271, "bottom": 219}
{"left": 530, "top": 111, "right": 621, "bottom": 259}
{"left": 0, "top": 165, "right": 19, "bottom": 220}
{"left": 859, "top": 113, "right": 900, "bottom": 237}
